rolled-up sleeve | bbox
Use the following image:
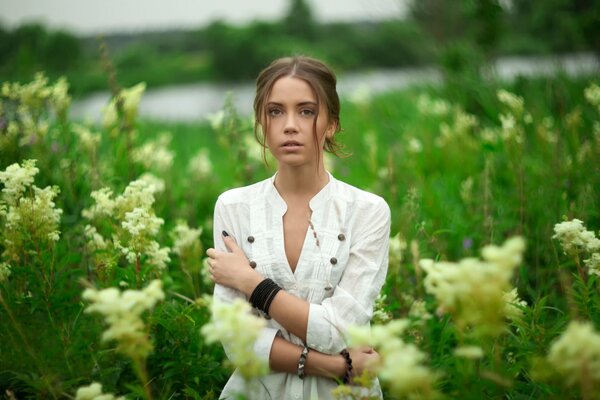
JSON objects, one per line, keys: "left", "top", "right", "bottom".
{"left": 212, "top": 197, "right": 280, "bottom": 365}
{"left": 306, "top": 198, "right": 391, "bottom": 354}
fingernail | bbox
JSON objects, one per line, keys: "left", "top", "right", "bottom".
{"left": 222, "top": 230, "right": 229, "bottom": 237}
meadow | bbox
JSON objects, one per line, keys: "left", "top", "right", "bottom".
{"left": 0, "top": 70, "right": 599, "bottom": 399}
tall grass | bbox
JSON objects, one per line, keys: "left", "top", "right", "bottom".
{"left": 0, "top": 71, "right": 599, "bottom": 399}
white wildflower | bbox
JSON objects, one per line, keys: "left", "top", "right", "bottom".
{"left": 371, "top": 293, "right": 392, "bottom": 324}
{"left": 103, "top": 82, "right": 146, "bottom": 128}
{"left": 503, "top": 287, "right": 527, "bottom": 321}
{"left": 584, "top": 253, "right": 600, "bottom": 276}
{"left": 421, "top": 237, "right": 526, "bottom": 335}
{"left": 417, "top": 94, "right": 451, "bottom": 117}
{"left": 497, "top": 89, "right": 524, "bottom": 115}
{"left": 137, "top": 173, "right": 165, "bottom": 195}
{"left": 84, "top": 225, "right": 108, "bottom": 251}
{"left": 0, "top": 262, "right": 11, "bottom": 282}
{"left": 49, "top": 77, "right": 71, "bottom": 118}
{"left": 206, "top": 110, "right": 225, "bottom": 131}
{"left": 171, "top": 220, "right": 202, "bottom": 257}
{"left": 460, "top": 177, "right": 474, "bottom": 204}
{"left": 584, "top": 83, "right": 600, "bottom": 111}
{"left": 547, "top": 320, "right": 600, "bottom": 387}
{"left": 0, "top": 159, "right": 39, "bottom": 206}
{"left": 244, "top": 134, "right": 264, "bottom": 164}
{"left": 348, "top": 320, "right": 438, "bottom": 398}
{"left": 201, "top": 297, "right": 268, "bottom": 380}
{"left": 389, "top": 232, "right": 407, "bottom": 267}
{"left": 82, "top": 188, "right": 115, "bottom": 220}
{"left": 122, "top": 207, "right": 163, "bottom": 237}
{"left": 75, "top": 382, "right": 125, "bottom": 400}
{"left": 188, "top": 148, "right": 213, "bottom": 180}
{"left": 131, "top": 132, "right": 174, "bottom": 172}
{"left": 407, "top": 137, "right": 423, "bottom": 153}
{"left": 553, "top": 219, "right": 600, "bottom": 256}
{"left": 408, "top": 300, "right": 432, "bottom": 322}
{"left": 349, "top": 84, "right": 371, "bottom": 106}
{"left": 145, "top": 241, "right": 171, "bottom": 271}
{"left": 454, "top": 345, "right": 484, "bottom": 360}
{"left": 73, "top": 124, "right": 101, "bottom": 153}
{"left": 82, "top": 279, "right": 164, "bottom": 359}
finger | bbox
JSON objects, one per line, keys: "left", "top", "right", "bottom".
{"left": 222, "top": 234, "right": 241, "bottom": 254}
{"left": 206, "top": 248, "right": 217, "bottom": 258}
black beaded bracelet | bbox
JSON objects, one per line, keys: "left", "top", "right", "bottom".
{"left": 249, "top": 278, "right": 281, "bottom": 315}
{"left": 340, "top": 349, "right": 353, "bottom": 385}
{"left": 297, "top": 344, "right": 310, "bottom": 379}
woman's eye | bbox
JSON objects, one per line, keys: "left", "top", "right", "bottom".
{"left": 268, "top": 108, "right": 282, "bottom": 117}
{"left": 300, "top": 109, "right": 315, "bottom": 116}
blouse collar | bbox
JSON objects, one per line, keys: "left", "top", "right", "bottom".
{"left": 267, "top": 171, "right": 335, "bottom": 214}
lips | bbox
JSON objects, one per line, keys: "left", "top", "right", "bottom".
{"left": 281, "top": 140, "right": 302, "bottom": 147}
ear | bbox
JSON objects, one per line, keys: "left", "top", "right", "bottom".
{"left": 326, "top": 121, "right": 338, "bottom": 139}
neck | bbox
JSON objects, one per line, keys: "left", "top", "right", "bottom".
{"left": 273, "top": 163, "right": 329, "bottom": 201}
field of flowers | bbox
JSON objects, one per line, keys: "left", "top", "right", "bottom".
{"left": 1, "top": 71, "right": 599, "bottom": 399}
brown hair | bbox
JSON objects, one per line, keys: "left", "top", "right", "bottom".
{"left": 253, "top": 56, "right": 345, "bottom": 165}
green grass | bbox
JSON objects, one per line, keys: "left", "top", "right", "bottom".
{"left": 1, "top": 72, "right": 599, "bottom": 399}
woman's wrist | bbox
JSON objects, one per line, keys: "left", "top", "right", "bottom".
{"left": 240, "top": 271, "right": 264, "bottom": 296}
{"left": 304, "top": 350, "right": 347, "bottom": 379}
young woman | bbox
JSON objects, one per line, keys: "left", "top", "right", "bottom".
{"left": 206, "top": 56, "right": 391, "bottom": 399}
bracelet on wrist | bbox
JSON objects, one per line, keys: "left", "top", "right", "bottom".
{"left": 340, "top": 348, "right": 353, "bottom": 385}
{"left": 297, "top": 344, "right": 310, "bottom": 380}
{"left": 248, "top": 278, "right": 281, "bottom": 316}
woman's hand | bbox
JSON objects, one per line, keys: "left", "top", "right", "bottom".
{"left": 348, "top": 346, "right": 380, "bottom": 377}
{"left": 206, "top": 232, "right": 263, "bottom": 295}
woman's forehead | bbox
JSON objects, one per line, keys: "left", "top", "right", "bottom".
{"left": 267, "top": 76, "right": 318, "bottom": 104}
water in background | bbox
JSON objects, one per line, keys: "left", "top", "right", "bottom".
{"left": 71, "top": 53, "right": 599, "bottom": 122}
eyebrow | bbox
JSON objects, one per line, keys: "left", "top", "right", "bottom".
{"left": 267, "top": 101, "right": 318, "bottom": 107}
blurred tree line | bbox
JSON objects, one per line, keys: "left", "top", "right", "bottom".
{"left": 1, "top": 0, "right": 598, "bottom": 95}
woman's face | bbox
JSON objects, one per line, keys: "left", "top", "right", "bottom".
{"left": 263, "top": 76, "right": 334, "bottom": 170}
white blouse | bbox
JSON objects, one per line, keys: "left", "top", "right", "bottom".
{"left": 212, "top": 172, "right": 391, "bottom": 400}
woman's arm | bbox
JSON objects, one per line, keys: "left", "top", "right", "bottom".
{"left": 208, "top": 197, "right": 391, "bottom": 354}
{"left": 269, "top": 336, "right": 379, "bottom": 379}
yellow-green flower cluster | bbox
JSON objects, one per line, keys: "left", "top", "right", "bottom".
{"left": 201, "top": 297, "right": 268, "bottom": 380}
{"left": 553, "top": 218, "right": 600, "bottom": 275}
{"left": 371, "top": 293, "right": 392, "bottom": 324}
{"left": 348, "top": 320, "right": 438, "bottom": 398}
{"left": 188, "top": 148, "right": 213, "bottom": 180}
{"left": 82, "top": 178, "right": 170, "bottom": 272}
{"left": 0, "top": 262, "right": 11, "bottom": 283}
{"left": 1, "top": 73, "right": 70, "bottom": 148}
{"left": 547, "top": 320, "right": 600, "bottom": 388}
{"left": 82, "top": 279, "right": 164, "bottom": 360}
{"left": 0, "top": 160, "right": 62, "bottom": 262}
{"left": 389, "top": 232, "right": 407, "bottom": 268}
{"left": 437, "top": 108, "right": 478, "bottom": 147}
{"left": 103, "top": 82, "right": 146, "bottom": 129}
{"left": 502, "top": 287, "right": 527, "bottom": 321}
{"left": 584, "top": 83, "right": 600, "bottom": 112}
{"left": 72, "top": 124, "right": 101, "bottom": 154}
{"left": 75, "top": 382, "right": 125, "bottom": 400}
{"left": 170, "top": 220, "right": 203, "bottom": 273}
{"left": 420, "top": 237, "right": 526, "bottom": 336}
{"left": 496, "top": 89, "right": 532, "bottom": 144}
{"left": 131, "top": 132, "right": 174, "bottom": 173}
{"left": 0, "top": 73, "right": 71, "bottom": 149}
{"left": 417, "top": 94, "right": 451, "bottom": 117}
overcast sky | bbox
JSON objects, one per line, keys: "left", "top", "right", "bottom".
{"left": 0, "top": 0, "right": 408, "bottom": 35}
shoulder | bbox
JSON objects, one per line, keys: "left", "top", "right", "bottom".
{"left": 216, "top": 177, "right": 272, "bottom": 206}
{"left": 334, "top": 178, "right": 390, "bottom": 219}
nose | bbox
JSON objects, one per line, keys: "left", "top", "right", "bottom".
{"left": 284, "top": 113, "right": 299, "bottom": 134}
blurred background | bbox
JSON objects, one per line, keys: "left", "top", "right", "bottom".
{"left": 1, "top": 0, "right": 598, "bottom": 119}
